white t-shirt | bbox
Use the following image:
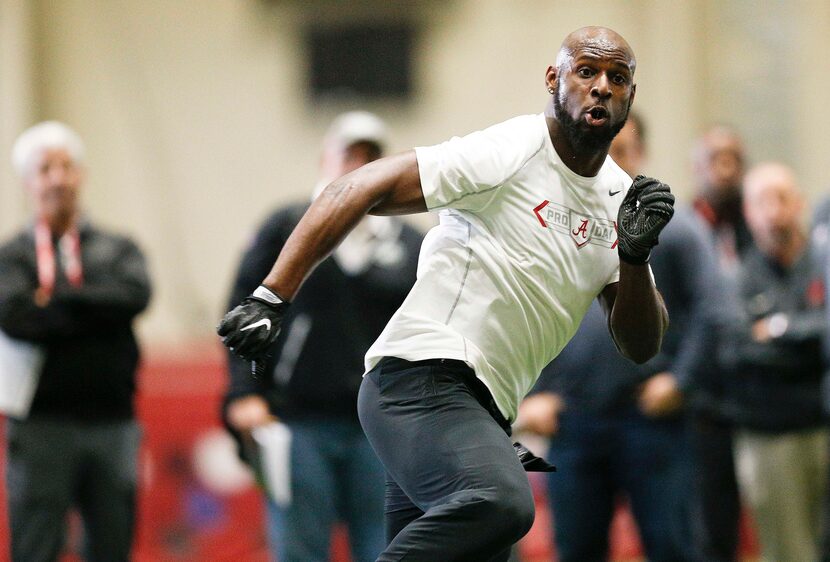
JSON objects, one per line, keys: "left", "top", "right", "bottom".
{"left": 364, "top": 113, "right": 634, "bottom": 422}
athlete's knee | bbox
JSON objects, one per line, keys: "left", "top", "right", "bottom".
{"left": 482, "top": 482, "right": 535, "bottom": 541}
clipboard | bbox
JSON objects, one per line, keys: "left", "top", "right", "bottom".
{"left": 0, "top": 329, "right": 44, "bottom": 419}
{"left": 252, "top": 421, "right": 293, "bottom": 507}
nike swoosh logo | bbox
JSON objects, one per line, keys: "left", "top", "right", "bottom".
{"left": 609, "top": 190, "right": 621, "bottom": 196}
{"left": 240, "top": 318, "right": 271, "bottom": 332}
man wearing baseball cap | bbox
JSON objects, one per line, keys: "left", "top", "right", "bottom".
{"left": 222, "top": 111, "right": 422, "bottom": 562}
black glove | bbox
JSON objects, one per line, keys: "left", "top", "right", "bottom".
{"left": 616, "top": 175, "right": 675, "bottom": 265}
{"left": 513, "top": 442, "right": 556, "bottom": 472}
{"left": 217, "top": 285, "right": 289, "bottom": 361}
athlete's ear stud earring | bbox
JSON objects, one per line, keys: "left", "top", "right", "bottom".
{"left": 547, "top": 87, "right": 555, "bottom": 94}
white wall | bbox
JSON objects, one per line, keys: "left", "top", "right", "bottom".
{"left": 1, "top": 0, "right": 828, "bottom": 345}
{"left": 0, "top": 0, "right": 36, "bottom": 233}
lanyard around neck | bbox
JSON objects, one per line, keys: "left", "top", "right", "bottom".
{"left": 34, "top": 219, "right": 83, "bottom": 297}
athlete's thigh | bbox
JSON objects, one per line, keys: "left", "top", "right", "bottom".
{"left": 384, "top": 474, "right": 423, "bottom": 544}
{"left": 358, "top": 362, "right": 523, "bottom": 512}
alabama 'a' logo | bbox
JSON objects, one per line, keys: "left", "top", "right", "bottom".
{"left": 532, "top": 200, "right": 617, "bottom": 250}
{"left": 570, "top": 214, "right": 593, "bottom": 248}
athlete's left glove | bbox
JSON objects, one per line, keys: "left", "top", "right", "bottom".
{"left": 217, "top": 285, "right": 289, "bottom": 361}
{"left": 513, "top": 442, "right": 556, "bottom": 472}
{"left": 616, "top": 175, "right": 675, "bottom": 265}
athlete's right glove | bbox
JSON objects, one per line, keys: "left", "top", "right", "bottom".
{"left": 217, "top": 285, "right": 289, "bottom": 361}
{"left": 616, "top": 175, "right": 675, "bottom": 265}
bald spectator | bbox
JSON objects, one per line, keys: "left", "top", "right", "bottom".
{"left": 687, "top": 125, "right": 749, "bottom": 562}
{"left": 722, "top": 162, "right": 827, "bottom": 562}
{"left": 692, "top": 126, "right": 753, "bottom": 270}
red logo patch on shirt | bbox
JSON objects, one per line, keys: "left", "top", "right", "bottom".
{"left": 532, "top": 200, "right": 617, "bottom": 250}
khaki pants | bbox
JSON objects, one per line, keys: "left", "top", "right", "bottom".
{"left": 734, "top": 427, "right": 829, "bottom": 562}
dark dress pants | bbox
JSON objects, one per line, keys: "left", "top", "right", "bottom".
{"left": 6, "top": 416, "right": 140, "bottom": 562}
{"left": 688, "top": 413, "right": 741, "bottom": 562}
{"left": 548, "top": 408, "right": 692, "bottom": 562}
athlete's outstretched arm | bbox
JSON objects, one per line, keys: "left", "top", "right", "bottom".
{"left": 218, "top": 150, "right": 424, "bottom": 360}
{"left": 264, "top": 150, "right": 424, "bottom": 300}
{"left": 598, "top": 174, "right": 674, "bottom": 363}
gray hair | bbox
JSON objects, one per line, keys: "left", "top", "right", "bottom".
{"left": 12, "top": 121, "right": 85, "bottom": 178}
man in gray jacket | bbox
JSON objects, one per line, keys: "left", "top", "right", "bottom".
{"left": 723, "top": 162, "right": 826, "bottom": 562}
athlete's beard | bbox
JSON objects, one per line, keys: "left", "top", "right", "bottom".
{"left": 553, "top": 87, "right": 628, "bottom": 153}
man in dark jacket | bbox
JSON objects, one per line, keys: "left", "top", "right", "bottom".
{"left": 722, "top": 162, "right": 827, "bottom": 562}
{"left": 222, "top": 111, "right": 421, "bottom": 562}
{"left": 0, "top": 121, "right": 151, "bottom": 562}
{"left": 687, "top": 124, "right": 750, "bottom": 562}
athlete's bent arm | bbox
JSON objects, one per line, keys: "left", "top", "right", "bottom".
{"left": 218, "top": 150, "right": 424, "bottom": 359}
{"left": 599, "top": 267, "right": 669, "bottom": 364}
{"left": 598, "top": 174, "right": 674, "bottom": 364}
{"left": 265, "top": 150, "right": 425, "bottom": 301}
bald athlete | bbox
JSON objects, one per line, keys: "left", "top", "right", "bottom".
{"left": 219, "top": 27, "right": 675, "bottom": 561}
